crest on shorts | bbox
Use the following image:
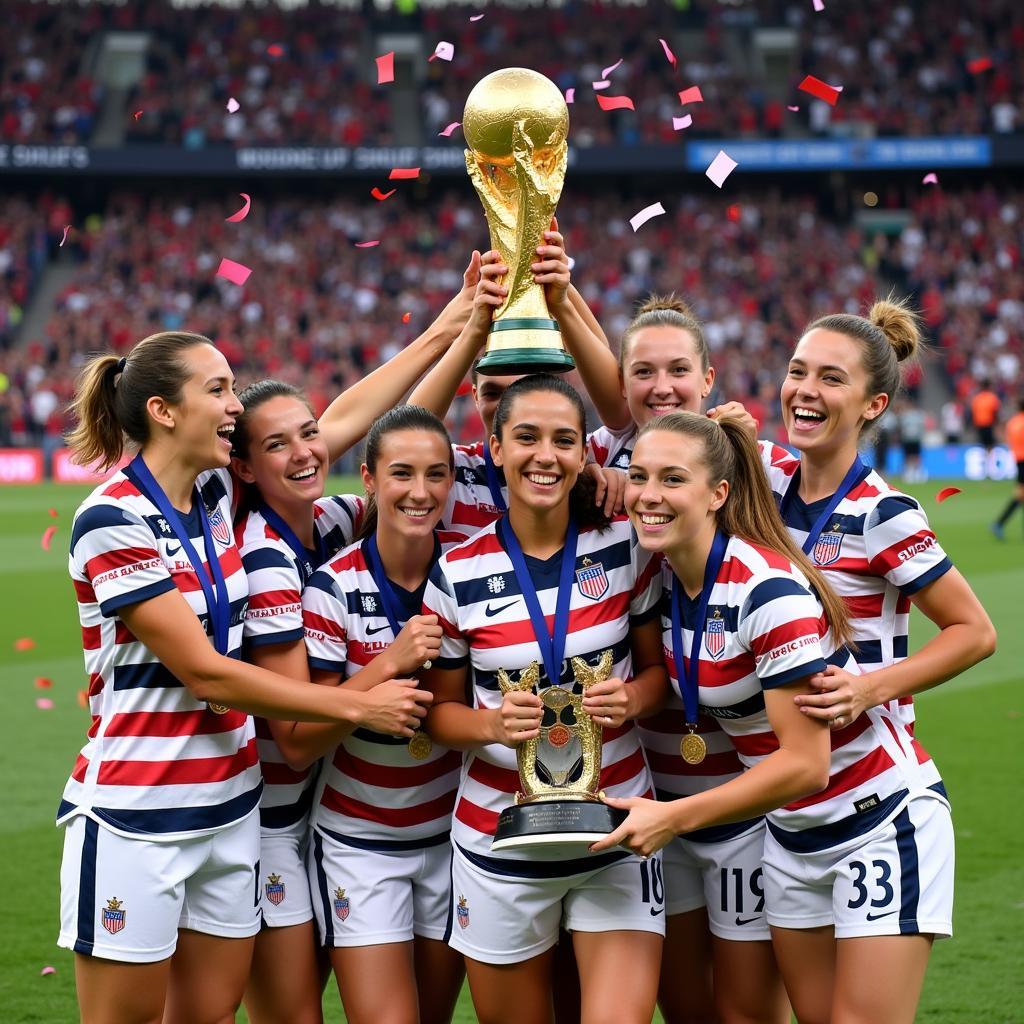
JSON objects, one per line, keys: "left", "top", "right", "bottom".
{"left": 704, "top": 608, "right": 726, "bottom": 660}
{"left": 575, "top": 557, "right": 608, "bottom": 601}
{"left": 265, "top": 873, "right": 286, "bottom": 906}
{"left": 813, "top": 523, "right": 844, "bottom": 567}
{"left": 206, "top": 504, "right": 231, "bottom": 547}
{"left": 456, "top": 894, "right": 470, "bottom": 929}
{"left": 334, "top": 886, "right": 350, "bottom": 921}
{"left": 102, "top": 897, "right": 126, "bottom": 935}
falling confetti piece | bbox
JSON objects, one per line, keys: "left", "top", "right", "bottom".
{"left": 59, "top": 225, "right": 71, "bottom": 247}
{"left": 659, "top": 38, "right": 677, "bottom": 69}
{"left": 672, "top": 114, "right": 693, "bottom": 131}
{"left": 787, "top": 105, "right": 801, "bottom": 111}
{"left": 77, "top": 688, "right": 89, "bottom": 708}
{"left": 216, "top": 258, "right": 252, "bottom": 286}
{"left": 438, "top": 121, "right": 461, "bottom": 137}
{"left": 429, "top": 41, "right": 454, "bottom": 62}
{"left": 565, "top": 88, "right": 575, "bottom": 104}
{"left": 41, "top": 526, "right": 57, "bottom": 551}
{"left": 727, "top": 204, "right": 742, "bottom": 222}
{"left": 35, "top": 677, "right": 53, "bottom": 689}
{"left": 629, "top": 202, "right": 666, "bottom": 232}
{"left": 36, "top": 698, "right": 54, "bottom": 710}
{"left": 402, "top": 312, "right": 412, "bottom": 323}
{"left": 370, "top": 187, "right": 396, "bottom": 201}
{"left": 601, "top": 58, "right": 623, "bottom": 80}
{"left": 14, "top": 637, "right": 35, "bottom": 651}
{"left": 596, "top": 94, "right": 635, "bottom": 112}
{"left": 967, "top": 57, "right": 992, "bottom": 74}
{"left": 226, "top": 97, "right": 240, "bottom": 113}
{"left": 592, "top": 80, "right": 611, "bottom": 91}
{"left": 798, "top": 75, "right": 841, "bottom": 106}
{"left": 267, "top": 44, "right": 284, "bottom": 57}
{"left": 389, "top": 167, "right": 421, "bottom": 180}
{"left": 469, "top": 13, "right": 485, "bottom": 21}
{"left": 355, "top": 240, "right": 380, "bottom": 248}
{"left": 40, "top": 966, "right": 56, "bottom": 977}
{"left": 132, "top": 110, "right": 143, "bottom": 121}
{"left": 376, "top": 51, "right": 395, "bottom": 85}
{"left": 705, "top": 150, "right": 738, "bottom": 189}
{"left": 922, "top": 172, "right": 939, "bottom": 185}
{"left": 936, "top": 487, "right": 962, "bottom": 503}
{"left": 225, "top": 193, "right": 251, "bottom": 223}
{"left": 678, "top": 86, "right": 704, "bottom": 105}
{"left": 812, "top": 0, "right": 825, "bottom": 10}
{"left": 49, "top": 507, "right": 58, "bottom": 517}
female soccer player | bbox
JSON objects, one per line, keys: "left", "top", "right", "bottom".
{"left": 421, "top": 373, "right": 669, "bottom": 1024}
{"left": 59, "top": 331, "right": 434, "bottom": 1024}
{"left": 751, "top": 299, "right": 995, "bottom": 1020}
{"left": 600, "top": 410, "right": 967, "bottom": 1024}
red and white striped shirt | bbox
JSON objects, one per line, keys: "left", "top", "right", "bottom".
{"left": 442, "top": 441, "right": 506, "bottom": 540}
{"left": 60, "top": 467, "right": 260, "bottom": 840}
{"left": 587, "top": 423, "right": 637, "bottom": 471}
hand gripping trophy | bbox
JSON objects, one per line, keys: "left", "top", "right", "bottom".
{"left": 463, "top": 68, "right": 575, "bottom": 374}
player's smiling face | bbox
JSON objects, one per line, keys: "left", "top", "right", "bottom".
{"left": 626, "top": 429, "right": 727, "bottom": 556}
{"left": 623, "top": 326, "right": 714, "bottom": 429}
{"left": 232, "top": 395, "right": 327, "bottom": 509}
{"left": 474, "top": 372, "right": 523, "bottom": 438}
{"left": 782, "top": 329, "right": 887, "bottom": 459}
{"left": 362, "top": 429, "right": 452, "bottom": 540}
{"left": 491, "top": 391, "right": 586, "bottom": 514}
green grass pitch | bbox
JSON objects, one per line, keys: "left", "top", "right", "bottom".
{"left": 2, "top": 479, "right": 1021, "bottom": 1022}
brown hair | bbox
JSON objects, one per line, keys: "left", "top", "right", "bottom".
{"left": 803, "top": 294, "right": 922, "bottom": 433}
{"left": 66, "top": 331, "right": 216, "bottom": 470}
{"left": 232, "top": 379, "right": 315, "bottom": 460}
{"left": 619, "top": 293, "right": 710, "bottom": 375}
{"left": 636, "top": 412, "right": 853, "bottom": 648}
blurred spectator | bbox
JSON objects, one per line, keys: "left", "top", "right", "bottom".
{"left": 970, "top": 378, "right": 1002, "bottom": 449}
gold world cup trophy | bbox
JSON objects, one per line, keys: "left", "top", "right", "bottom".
{"left": 491, "top": 650, "right": 627, "bottom": 854}
{"left": 463, "top": 68, "right": 575, "bottom": 374}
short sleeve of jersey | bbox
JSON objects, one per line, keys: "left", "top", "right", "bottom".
{"left": 314, "top": 493, "right": 366, "bottom": 556}
{"left": 301, "top": 569, "right": 349, "bottom": 675}
{"left": 241, "top": 542, "right": 303, "bottom": 647}
{"left": 863, "top": 494, "right": 953, "bottom": 596}
{"left": 70, "top": 502, "right": 175, "bottom": 618}
{"left": 587, "top": 423, "right": 634, "bottom": 468}
{"left": 629, "top": 540, "right": 662, "bottom": 625}
{"left": 757, "top": 440, "right": 799, "bottom": 501}
{"left": 422, "top": 561, "right": 469, "bottom": 670}
{"left": 738, "top": 573, "right": 828, "bottom": 689}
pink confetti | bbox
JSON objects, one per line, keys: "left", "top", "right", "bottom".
{"left": 14, "top": 637, "right": 35, "bottom": 652}
{"left": 799, "top": 75, "right": 841, "bottom": 106}
{"left": 469, "top": 13, "right": 485, "bottom": 21}
{"left": 267, "top": 44, "right": 284, "bottom": 57}
{"left": 812, "top": 0, "right": 825, "bottom": 10}
{"left": 787, "top": 104, "right": 801, "bottom": 112}
{"left": 59, "top": 225, "right": 71, "bottom": 247}
{"left": 596, "top": 94, "right": 635, "bottom": 112}
{"left": 226, "top": 97, "right": 240, "bottom": 113}
{"left": 678, "top": 86, "right": 704, "bottom": 105}
{"left": 592, "top": 80, "right": 611, "bottom": 91}
{"left": 629, "top": 202, "right": 666, "bottom": 233}
{"left": 77, "top": 689, "right": 89, "bottom": 708}
{"left": 225, "top": 193, "right": 251, "bottom": 223}
{"left": 40, "top": 966, "right": 56, "bottom": 977}
{"left": 41, "top": 526, "right": 57, "bottom": 551}
{"left": 438, "top": 121, "right": 461, "bottom": 137}
{"left": 922, "top": 172, "right": 939, "bottom": 185}
{"left": 565, "top": 88, "right": 575, "bottom": 104}
{"left": 35, "top": 677, "right": 53, "bottom": 689}
{"left": 402, "top": 312, "right": 412, "bottom": 323}
{"left": 429, "top": 41, "right": 454, "bottom": 62}
{"left": 659, "top": 38, "right": 677, "bottom": 69}
{"left": 216, "top": 258, "right": 252, "bottom": 286}
{"left": 936, "top": 486, "right": 962, "bottom": 503}
{"left": 371, "top": 187, "right": 396, "bottom": 201}
{"left": 355, "top": 240, "right": 380, "bottom": 249}
{"left": 672, "top": 114, "right": 692, "bottom": 131}
{"left": 967, "top": 57, "right": 993, "bottom": 74}
{"left": 705, "top": 150, "right": 738, "bottom": 189}
{"left": 48, "top": 507, "right": 58, "bottom": 517}
{"left": 132, "top": 110, "right": 143, "bottom": 121}
{"left": 601, "top": 58, "right": 623, "bottom": 80}
{"left": 36, "top": 698, "right": 54, "bottom": 710}
{"left": 376, "top": 51, "right": 395, "bottom": 85}
{"left": 389, "top": 167, "right": 421, "bottom": 180}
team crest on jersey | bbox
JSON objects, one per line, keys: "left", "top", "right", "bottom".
{"left": 334, "top": 887, "right": 350, "bottom": 921}
{"left": 704, "top": 608, "right": 726, "bottom": 660}
{"left": 456, "top": 895, "right": 470, "bottom": 929}
{"left": 265, "top": 873, "right": 286, "bottom": 906}
{"left": 361, "top": 594, "right": 378, "bottom": 614}
{"left": 813, "top": 523, "right": 844, "bottom": 567}
{"left": 575, "top": 557, "right": 608, "bottom": 601}
{"left": 487, "top": 574, "right": 506, "bottom": 595}
{"left": 102, "top": 897, "right": 126, "bottom": 935}
{"left": 206, "top": 504, "right": 231, "bottom": 547}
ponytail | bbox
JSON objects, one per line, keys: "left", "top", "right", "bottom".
{"left": 65, "top": 355, "right": 124, "bottom": 470}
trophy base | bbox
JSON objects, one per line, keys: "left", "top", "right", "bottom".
{"left": 478, "top": 318, "right": 576, "bottom": 375}
{"left": 491, "top": 799, "right": 627, "bottom": 855}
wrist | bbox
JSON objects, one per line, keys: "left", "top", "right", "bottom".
{"left": 858, "top": 671, "right": 886, "bottom": 710}
{"left": 486, "top": 707, "right": 504, "bottom": 745}
{"left": 341, "top": 690, "right": 369, "bottom": 726}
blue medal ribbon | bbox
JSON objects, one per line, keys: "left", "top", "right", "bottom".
{"left": 482, "top": 443, "right": 508, "bottom": 513}
{"left": 669, "top": 529, "right": 730, "bottom": 727}
{"left": 498, "top": 516, "right": 579, "bottom": 687}
{"left": 363, "top": 534, "right": 409, "bottom": 638}
{"left": 127, "top": 455, "right": 231, "bottom": 656}
{"left": 258, "top": 501, "right": 324, "bottom": 586}
{"left": 779, "top": 456, "right": 865, "bottom": 555}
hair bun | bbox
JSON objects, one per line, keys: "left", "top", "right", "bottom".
{"left": 868, "top": 295, "right": 921, "bottom": 363}
{"left": 636, "top": 292, "right": 697, "bottom": 321}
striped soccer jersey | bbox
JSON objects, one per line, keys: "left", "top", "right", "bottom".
{"left": 302, "top": 531, "right": 465, "bottom": 847}
{"left": 235, "top": 494, "right": 364, "bottom": 832}
{"left": 59, "top": 467, "right": 260, "bottom": 840}
{"left": 661, "top": 535, "right": 929, "bottom": 853}
{"left": 587, "top": 423, "right": 637, "bottom": 472}
{"left": 443, "top": 441, "right": 507, "bottom": 540}
{"left": 422, "top": 515, "right": 661, "bottom": 871}
{"left": 759, "top": 442, "right": 951, "bottom": 785}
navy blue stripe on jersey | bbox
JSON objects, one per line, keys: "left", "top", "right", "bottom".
{"left": 99, "top": 577, "right": 177, "bottom": 618}
{"left": 767, "top": 789, "right": 909, "bottom": 854}
{"left": 761, "top": 655, "right": 827, "bottom": 690}
{"left": 894, "top": 808, "right": 921, "bottom": 934}
{"left": 351, "top": 728, "right": 411, "bottom": 747}
{"left": 198, "top": 472, "right": 228, "bottom": 507}
{"left": 741, "top": 575, "right": 815, "bottom": 617}
{"left": 320, "top": 824, "right": 451, "bottom": 852}
{"left": 442, "top": 848, "right": 457, "bottom": 944}
{"left": 92, "top": 785, "right": 261, "bottom": 835}
{"left": 456, "top": 842, "right": 629, "bottom": 879}
{"left": 471, "top": 635, "right": 633, "bottom": 693}
{"left": 698, "top": 692, "right": 768, "bottom": 721}
{"left": 870, "top": 494, "right": 920, "bottom": 527}
{"left": 246, "top": 626, "right": 304, "bottom": 648}
{"left": 929, "top": 781, "right": 948, "bottom": 801}
{"left": 240, "top": 546, "right": 292, "bottom": 574}
{"left": 113, "top": 662, "right": 185, "bottom": 692}
{"left": 260, "top": 784, "right": 314, "bottom": 830}
{"left": 777, "top": 501, "right": 868, "bottom": 538}
{"left": 661, "top": 811, "right": 763, "bottom": 845}
{"left": 311, "top": 830, "right": 334, "bottom": 946}
{"left": 73, "top": 818, "right": 99, "bottom": 955}
{"left": 70, "top": 503, "right": 143, "bottom": 551}
{"left": 898, "top": 557, "right": 953, "bottom": 596}
{"left": 666, "top": 602, "right": 740, "bottom": 633}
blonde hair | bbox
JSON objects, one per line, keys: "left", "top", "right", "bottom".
{"left": 619, "top": 293, "right": 710, "bottom": 375}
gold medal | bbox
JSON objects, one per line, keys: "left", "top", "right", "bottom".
{"left": 408, "top": 731, "right": 433, "bottom": 761}
{"left": 208, "top": 702, "right": 229, "bottom": 715}
{"left": 680, "top": 730, "right": 707, "bottom": 765}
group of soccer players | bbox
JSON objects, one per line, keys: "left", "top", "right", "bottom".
{"left": 57, "top": 228, "right": 994, "bottom": 1024}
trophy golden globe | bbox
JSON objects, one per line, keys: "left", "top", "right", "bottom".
{"left": 463, "top": 67, "right": 575, "bottom": 374}
{"left": 491, "top": 650, "right": 627, "bottom": 853}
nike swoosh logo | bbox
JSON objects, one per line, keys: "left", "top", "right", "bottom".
{"left": 865, "top": 910, "right": 896, "bottom": 921}
{"left": 166, "top": 543, "right": 182, "bottom": 556}
{"left": 649, "top": 907, "right": 665, "bottom": 917}
{"left": 365, "top": 624, "right": 392, "bottom": 636}
{"left": 734, "top": 916, "right": 760, "bottom": 926}
{"left": 485, "top": 600, "right": 517, "bottom": 617}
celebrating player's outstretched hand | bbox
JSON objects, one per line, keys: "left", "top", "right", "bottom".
{"left": 589, "top": 795, "right": 677, "bottom": 858}
{"left": 494, "top": 689, "right": 543, "bottom": 747}
{"left": 581, "top": 676, "right": 631, "bottom": 729}
{"left": 357, "top": 678, "right": 433, "bottom": 737}
{"left": 795, "top": 664, "right": 874, "bottom": 730}
{"left": 388, "top": 614, "right": 443, "bottom": 675}
{"left": 531, "top": 216, "right": 571, "bottom": 310}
